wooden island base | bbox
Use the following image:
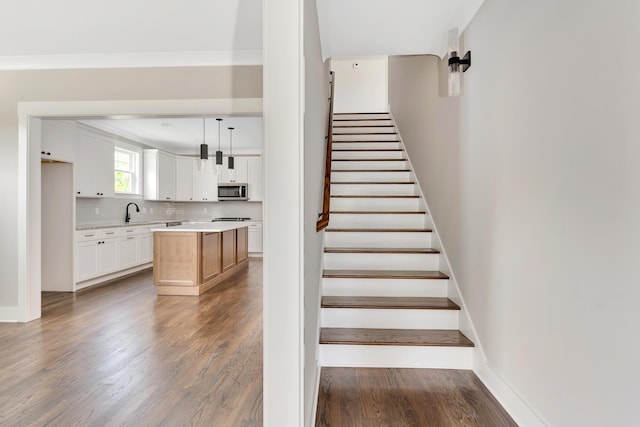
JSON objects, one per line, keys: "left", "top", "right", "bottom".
{"left": 153, "top": 226, "right": 249, "bottom": 296}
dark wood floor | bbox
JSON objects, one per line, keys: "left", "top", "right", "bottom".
{"left": 0, "top": 259, "right": 263, "bottom": 426}
{"left": 316, "top": 367, "right": 517, "bottom": 427}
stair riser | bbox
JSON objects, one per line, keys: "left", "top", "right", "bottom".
{"left": 333, "top": 127, "right": 396, "bottom": 134}
{"left": 325, "top": 231, "right": 432, "bottom": 248}
{"left": 331, "top": 184, "right": 416, "bottom": 196}
{"left": 323, "top": 253, "right": 439, "bottom": 270}
{"left": 333, "top": 134, "right": 398, "bottom": 141}
{"left": 332, "top": 151, "right": 405, "bottom": 160}
{"left": 321, "top": 308, "right": 459, "bottom": 329}
{"left": 322, "top": 278, "right": 448, "bottom": 297}
{"left": 332, "top": 160, "right": 408, "bottom": 170}
{"left": 334, "top": 114, "right": 390, "bottom": 120}
{"left": 333, "top": 120, "right": 393, "bottom": 126}
{"left": 332, "top": 171, "right": 411, "bottom": 182}
{"left": 331, "top": 198, "right": 421, "bottom": 211}
{"left": 332, "top": 142, "right": 401, "bottom": 150}
{"left": 328, "top": 213, "right": 427, "bottom": 229}
{"left": 319, "top": 345, "right": 473, "bottom": 369}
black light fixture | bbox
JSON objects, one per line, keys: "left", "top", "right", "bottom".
{"left": 215, "top": 118, "right": 223, "bottom": 165}
{"left": 447, "top": 28, "right": 471, "bottom": 97}
{"left": 227, "top": 127, "right": 235, "bottom": 169}
{"left": 199, "top": 116, "right": 208, "bottom": 160}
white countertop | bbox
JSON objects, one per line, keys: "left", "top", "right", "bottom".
{"left": 150, "top": 222, "right": 250, "bottom": 233}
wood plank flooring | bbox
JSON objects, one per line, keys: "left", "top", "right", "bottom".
{"left": 0, "top": 259, "right": 263, "bottom": 427}
{"left": 316, "top": 367, "right": 517, "bottom": 427}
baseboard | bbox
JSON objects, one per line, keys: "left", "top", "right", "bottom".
{"left": 307, "top": 364, "right": 322, "bottom": 427}
{"left": 473, "top": 351, "right": 548, "bottom": 427}
{"left": 0, "top": 307, "right": 19, "bottom": 323}
{"left": 248, "top": 252, "right": 263, "bottom": 258}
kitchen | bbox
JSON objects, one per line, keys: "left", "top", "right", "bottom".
{"left": 40, "top": 115, "right": 263, "bottom": 294}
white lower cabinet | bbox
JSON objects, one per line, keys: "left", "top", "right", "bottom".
{"left": 247, "top": 222, "right": 263, "bottom": 254}
{"left": 75, "top": 225, "right": 153, "bottom": 288}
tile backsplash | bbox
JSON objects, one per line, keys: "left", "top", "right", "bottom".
{"left": 76, "top": 198, "right": 262, "bottom": 226}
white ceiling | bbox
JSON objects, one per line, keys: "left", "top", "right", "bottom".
{"left": 79, "top": 116, "right": 263, "bottom": 155}
{"left": 0, "top": 0, "right": 262, "bottom": 69}
{"left": 316, "top": 0, "right": 485, "bottom": 59}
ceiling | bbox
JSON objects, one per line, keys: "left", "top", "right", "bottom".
{"left": 316, "top": 0, "right": 485, "bottom": 59}
{"left": 0, "top": 0, "right": 262, "bottom": 69}
{"left": 79, "top": 116, "right": 263, "bottom": 154}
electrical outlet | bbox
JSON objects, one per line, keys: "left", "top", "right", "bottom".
{"left": 94, "top": 208, "right": 99, "bottom": 215}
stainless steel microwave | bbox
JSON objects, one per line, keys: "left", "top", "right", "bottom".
{"left": 218, "top": 183, "right": 249, "bottom": 201}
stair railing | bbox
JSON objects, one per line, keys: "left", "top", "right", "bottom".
{"left": 316, "top": 71, "right": 335, "bottom": 232}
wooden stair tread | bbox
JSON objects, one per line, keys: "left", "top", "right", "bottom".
{"left": 321, "top": 296, "right": 459, "bottom": 310}
{"left": 324, "top": 247, "right": 439, "bottom": 254}
{"left": 325, "top": 228, "right": 432, "bottom": 232}
{"left": 332, "top": 148, "right": 403, "bottom": 152}
{"left": 331, "top": 181, "right": 415, "bottom": 184}
{"left": 320, "top": 328, "right": 474, "bottom": 347}
{"left": 323, "top": 269, "right": 448, "bottom": 279}
{"left": 333, "top": 124, "right": 395, "bottom": 128}
{"left": 332, "top": 169, "right": 410, "bottom": 172}
{"left": 329, "top": 211, "right": 426, "bottom": 214}
{"left": 332, "top": 159, "right": 405, "bottom": 162}
{"left": 333, "top": 118, "right": 392, "bottom": 121}
{"left": 331, "top": 195, "right": 420, "bottom": 198}
{"left": 334, "top": 112, "right": 390, "bottom": 115}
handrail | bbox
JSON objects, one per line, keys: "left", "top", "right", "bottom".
{"left": 316, "top": 71, "right": 335, "bottom": 232}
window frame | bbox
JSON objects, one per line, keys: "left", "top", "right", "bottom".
{"left": 114, "top": 142, "right": 142, "bottom": 196}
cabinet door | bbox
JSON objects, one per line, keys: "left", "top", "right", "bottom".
{"left": 248, "top": 225, "right": 263, "bottom": 253}
{"left": 75, "top": 129, "right": 114, "bottom": 198}
{"left": 234, "top": 157, "right": 249, "bottom": 183}
{"left": 94, "top": 134, "right": 115, "bottom": 198}
{"left": 158, "top": 153, "right": 176, "bottom": 201}
{"left": 193, "top": 160, "right": 216, "bottom": 201}
{"left": 139, "top": 233, "right": 153, "bottom": 264}
{"left": 221, "top": 229, "right": 236, "bottom": 272}
{"left": 119, "top": 236, "right": 139, "bottom": 270}
{"left": 236, "top": 227, "right": 248, "bottom": 263}
{"left": 176, "top": 156, "right": 194, "bottom": 201}
{"left": 98, "top": 238, "right": 119, "bottom": 275}
{"left": 76, "top": 240, "right": 99, "bottom": 281}
{"left": 247, "top": 156, "right": 263, "bottom": 202}
{"left": 74, "top": 131, "right": 97, "bottom": 197}
{"left": 201, "top": 232, "right": 222, "bottom": 283}
{"left": 41, "top": 120, "right": 75, "bottom": 162}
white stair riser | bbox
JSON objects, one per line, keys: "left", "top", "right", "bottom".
{"left": 319, "top": 345, "right": 473, "bottom": 369}
{"left": 331, "top": 197, "right": 421, "bottom": 211}
{"left": 332, "top": 142, "right": 401, "bottom": 150}
{"left": 321, "top": 308, "right": 459, "bottom": 329}
{"left": 333, "top": 120, "right": 393, "bottom": 126}
{"left": 328, "top": 213, "right": 426, "bottom": 229}
{"left": 332, "top": 151, "right": 405, "bottom": 160}
{"left": 323, "top": 252, "right": 439, "bottom": 270}
{"left": 332, "top": 160, "right": 408, "bottom": 170}
{"left": 334, "top": 114, "right": 390, "bottom": 120}
{"left": 333, "top": 134, "right": 398, "bottom": 141}
{"left": 333, "top": 127, "right": 396, "bottom": 134}
{"left": 331, "top": 183, "right": 416, "bottom": 196}
{"left": 325, "top": 231, "right": 432, "bottom": 248}
{"left": 332, "top": 171, "right": 411, "bottom": 182}
{"left": 322, "top": 278, "right": 448, "bottom": 297}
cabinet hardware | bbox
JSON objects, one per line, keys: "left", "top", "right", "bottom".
{"left": 77, "top": 191, "right": 81, "bottom": 195}
{"left": 126, "top": 237, "right": 135, "bottom": 240}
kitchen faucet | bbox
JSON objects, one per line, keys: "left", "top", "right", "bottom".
{"left": 125, "top": 202, "right": 140, "bottom": 223}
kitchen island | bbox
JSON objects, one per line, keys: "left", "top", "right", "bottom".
{"left": 151, "top": 223, "right": 249, "bottom": 296}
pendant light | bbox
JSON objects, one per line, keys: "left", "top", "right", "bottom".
{"left": 215, "top": 118, "right": 223, "bottom": 165}
{"left": 227, "top": 127, "right": 235, "bottom": 169}
{"left": 199, "top": 116, "right": 208, "bottom": 160}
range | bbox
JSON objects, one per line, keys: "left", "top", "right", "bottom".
{"left": 212, "top": 217, "right": 252, "bottom": 222}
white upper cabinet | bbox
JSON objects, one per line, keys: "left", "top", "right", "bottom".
{"left": 219, "top": 157, "right": 248, "bottom": 184}
{"left": 41, "top": 120, "right": 75, "bottom": 163}
{"left": 144, "top": 149, "right": 176, "bottom": 201}
{"left": 193, "top": 160, "right": 218, "bottom": 202}
{"left": 175, "top": 156, "right": 194, "bottom": 201}
{"left": 247, "top": 156, "right": 263, "bottom": 202}
{"left": 74, "top": 128, "right": 114, "bottom": 198}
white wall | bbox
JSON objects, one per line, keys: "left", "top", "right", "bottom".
{"left": 303, "top": 0, "right": 330, "bottom": 425}
{"left": 388, "top": 0, "right": 640, "bottom": 425}
{"left": 331, "top": 56, "right": 388, "bottom": 113}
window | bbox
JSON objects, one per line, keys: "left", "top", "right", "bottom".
{"left": 114, "top": 146, "right": 140, "bottom": 194}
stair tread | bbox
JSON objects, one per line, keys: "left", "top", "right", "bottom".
{"left": 331, "top": 181, "right": 415, "bottom": 184}
{"left": 332, "top": 159, "right": 405, "bottom": 161}
{"left": 329, "top": 211, "right": 426, "bottom": 214}
{"left": 323, "top": 269, "right": 448, "bottom": 279}
{"left": 332, "top": 169, "right": 410, "bottom": 172}
{"left": 334, "top": 112, "right": 390, "bottom": 115}
{"left": 333, "top": 124, "right": 395, "bottom": 128}
{"left": 325, "top": 228, "right": 432, "bottom": 232}
{"left": 320, "top": 328, "right": 474, "bottom": 347}
{"left": 332, "top": 140, "right": 400, "bottom": 143}
{"left": 334, "top": 132, "right": 398, "bottom": 135}
{"left": 331, "top": 195, "right": 419, "bottom": 198}
{"left": 321, "top": 296, "right": 459, "bottom": 310}
{"left": 332, "top": 148, "right": 403, "bottom": 152}
{"left": 324, "top": 247, "right": 439, "bottom": 254}
{"left": 333, "top": 118, "right": 393, "bottom": 121}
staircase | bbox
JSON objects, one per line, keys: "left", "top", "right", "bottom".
{"left": 319, "top": 112, "right": 474, "bottom": 369}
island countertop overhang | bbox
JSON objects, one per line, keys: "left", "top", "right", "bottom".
{"left": 150, "top": 222, "right": 249, "bottom": 233}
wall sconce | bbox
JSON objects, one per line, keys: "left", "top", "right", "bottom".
{"left": 447, "top": 28, "right": 471, "bottom": 97}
